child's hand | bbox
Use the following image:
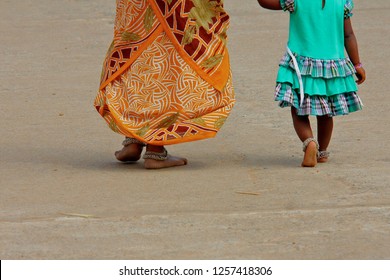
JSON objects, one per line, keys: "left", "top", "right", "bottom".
{"left": 355, "top": 67, "right": 366, "bottom": 85}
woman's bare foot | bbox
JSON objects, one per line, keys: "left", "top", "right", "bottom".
{"left": 144, "top": 155, "right": 188, "bottom": 169}
{"left": 302, "top": 141, "right": 318, "bottom": 167}
{"left": 115, "top": 143, "right": 144, "bottom": 162}
{"left": 143, "top": 145, "right": 187, "bottom": 169}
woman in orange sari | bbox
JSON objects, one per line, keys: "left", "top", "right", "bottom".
{"left": 95, "top": 0, "right": 235, "bottom": 169}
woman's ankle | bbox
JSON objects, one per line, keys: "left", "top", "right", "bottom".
{"left": 146, "top": 145, "right": 165, "bottom": 153}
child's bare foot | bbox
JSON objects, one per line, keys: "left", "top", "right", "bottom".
{"left": 115, "top": 138, "right": 145, "bottom": 162}
{"left": 143, "top": 146, "right": 187, "bottom": 169}
{"left": 301, "top": 138, "right": 318, "bottom": 167}
{"left": 317, "top": 151, "right": 330, "bottom": 163}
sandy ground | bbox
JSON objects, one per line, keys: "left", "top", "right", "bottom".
{"left": 0, "top": 0, "right": 389, "bottom": 260}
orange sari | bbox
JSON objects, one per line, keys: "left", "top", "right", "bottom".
{"left": 95, "top": 0, "right": 235, "bottom": 145}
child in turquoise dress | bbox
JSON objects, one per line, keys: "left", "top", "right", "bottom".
{"left": 257, "top": 0, "right": 366, "bottom": 167}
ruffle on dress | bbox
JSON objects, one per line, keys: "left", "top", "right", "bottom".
{"left": 275, "top": 51, "right": 362, "bottom": 116}
{"left": 277, "top": 51, "right": 358, "bottom": 96}
{"left": 277, "top": 67, "right": 358, "bottom": 96}
{"left": 275, "top": 83, "right": 363, "bottom": 116}
{"left": 279, "top": 52, "right": 356, "bottom": 79}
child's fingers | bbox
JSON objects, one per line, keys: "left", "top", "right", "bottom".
{"left": 356, "top": 73, "right": 362, "bottom": 84}
{"left": 356, "top": 76, "right": 365, "bottom": 85}
{"left": 356, "top": 68, "right": 366, "bottom": 85}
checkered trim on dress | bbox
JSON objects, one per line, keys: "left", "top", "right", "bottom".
{"left": 344, "top": 0, "right": 354, "bottom": 19}
{"left": 280, "top": 0, "right": 295, "bottom": 13}
{"left": 275, "top": 84, "right": 363, "bottom": 116}
{"left": 279, "top": 52, "right": 356, "bottom": 79}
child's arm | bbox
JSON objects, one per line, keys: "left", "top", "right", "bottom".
{"left": 257, "top": 0, "right": 282, "bottom": 10}
{"left": 344, "top": 18, "right": 366, "bottom": 84}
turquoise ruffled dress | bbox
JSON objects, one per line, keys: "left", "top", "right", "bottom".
{"left": 275, "top": 0, "right": 363, "bottom": 116}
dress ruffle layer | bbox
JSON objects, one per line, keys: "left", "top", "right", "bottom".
{"left": 276, "top": 52, "right": 359, "bottom": 97}
{"left": 279, "top": 52, "right": 356, "bottom": 79}
{"left": 275, "top": 83, "right": 363, "bottom": 116}
{"left": 276, "top": 66, "right": 358, "bottom": 96}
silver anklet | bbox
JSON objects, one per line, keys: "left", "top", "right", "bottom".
{"left": 317, "top": 150, "right": 330, "bottom": 159}
{"left": 122, "top": 137, "right": 145, "bottom": 147}
{"left": 143, "top": 148, "right": 169, "bottom": 161}
{"left": 302, "top": 138, "right": 319, "bottom": 152}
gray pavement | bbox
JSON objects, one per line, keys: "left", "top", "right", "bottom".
{"left": 0, "top": 0, "right": 389, "bottom": 259}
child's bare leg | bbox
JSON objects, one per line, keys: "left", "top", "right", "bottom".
{"left": 316, "top": 115, "right": 333, "bottom": 163}
{"left": 291, "top": 108, "right": 314, "bottom": 141}
{"left": 115, "top": 138, "right": 144, "bottom": 162}
{"left": 291, "top": 107, "right": 317, "bottom": 167}
{"left": 143, "top": 145, "right": 187, "bottom": 169}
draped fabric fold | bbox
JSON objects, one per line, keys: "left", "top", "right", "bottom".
{"left": 95, "top": 0, "right": 235, "bottom": 145}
